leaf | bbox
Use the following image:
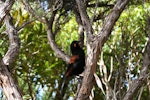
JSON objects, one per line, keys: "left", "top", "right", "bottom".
{"left": 94, "top": 73, "right": 105, "bottom": 95}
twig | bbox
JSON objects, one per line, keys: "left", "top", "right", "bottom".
{"left": 17, "top": 19, "right": 36, "bottom": 32}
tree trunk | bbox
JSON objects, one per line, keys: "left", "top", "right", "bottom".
{"left": 75, "top": 0, "right": 130, "bottom": 99}
{"left": 0, "top": 14, "right": 23, "bottom": 100}
{"left": 0, "top": 60, "right": 22, "bottom": 100}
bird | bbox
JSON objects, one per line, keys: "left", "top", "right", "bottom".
{"left": 65, "top": 41, "right": 85, "bottom": 77}
{"left": 60, "top": 40, "right": 85, "bottom": 97}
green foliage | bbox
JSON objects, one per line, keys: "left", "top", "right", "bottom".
{"left": 16, "top": 20, "right": 67, "bottom": 99}
{"left": 1, "top": 0, "right": 150, "bottom": 100}
{"left": 5, "top": 2, "right": 79, "bottom": 99}
{"left": 100, "top": 3, "right": 150, "bottom": 99}
{"left": 56, "top": 15, "right": 78, "bottom": 53}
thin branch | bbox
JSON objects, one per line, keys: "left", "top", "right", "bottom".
{"left": 91, "top": 0, "right": 99, "bottom": 24}
{"left": 73, "top": 6, "right": 84, "bottom": 47}
{"left": 137, "top": 87, "right": 144, "bottom": 100}
{"left": 108, "top": 56, "right": 113, "bottom": 82}
{"left": 53, "top": 10, "right": 70, "bottom": 36}
{"left": 75, "top": 0, "right": 93, "bottom": 41}
{"left": 94, "top": 73, "right": 105, "bottom": 95}
{"left": 45, "top": 12, "right": 70, "bottom": 63}
{"left": 92, "top": 9, "right": 109, "bottom": 22}
{"left": 17, "top": 19, "right": 36, "bottom": 32}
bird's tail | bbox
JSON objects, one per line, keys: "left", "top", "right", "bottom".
{"left": 60, "top": 76, "right": 68, "bottom": 97}
{"left": 60, "top": 77, "right": 66, "bottom": 94}
{"left": 60, "top": 76, "right": 70, "bottom": 97}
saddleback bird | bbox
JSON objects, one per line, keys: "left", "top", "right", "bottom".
{"left": 61, "top": 41, "right": 85, "bottom": 96}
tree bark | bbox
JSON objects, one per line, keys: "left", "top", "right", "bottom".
{"left": 0, "top": 0, "right": 14, "bottom": 23}
{"left": 0, "top": 14, "right": 22, "bottom": 100}
{"left": 3, "top": 15, "right": 20, "bottom": 65}
{"left": 0, "top": 60, "right": 22, "bottom": 100}
{"left": 75, "top": 0, "right": 130, "bottom": 99}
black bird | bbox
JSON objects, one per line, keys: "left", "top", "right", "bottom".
{"left": 65, "top": 41, "right": 85, "bottom": 77}
{"left": 61, "top": 41, "right": 85, "bottom": 96}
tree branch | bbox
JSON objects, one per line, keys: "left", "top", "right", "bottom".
{"left": 3, "top": 14, "right": 20, "bottom": 65}
{"left": 0, "top": 0, "right": 14, "bottom": 23}
{"left": 73, "top": 6, "right": 84, "bottom": 48}
{"left": 0, "top": 60, "right": 22, "bottom": 100}
{"left": 45, "top": 12, "right": 70, "bottom": 63}
{"left": 75, "top": 0, "right": 93, "bottom": 41}
{"left": 21, "top": 0, "right": 70, "bottom": 63}
{"left": 0, "top": 14, "right": 22, "bottom": 100}
{"left": 97, "top": 0, "right": 130, "bottom": 45}
{"left": 17, "top": 19, "right": 36, "bottom": 32}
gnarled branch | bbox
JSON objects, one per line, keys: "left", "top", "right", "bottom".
{"left": 0, "top": 14, "right": 22, "bottom": 100}
{"left": 3, "top": 14, "right": 20, "bottom": 65}
{"left": 45, "top": 12, "right": 70, "bottom": 63}
{"left": 21, "top": 0, "right": 70, "bottom": 63}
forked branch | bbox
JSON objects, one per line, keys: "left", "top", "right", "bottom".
{"left": 21, "top": 0, "right": 70, "bottom": 63}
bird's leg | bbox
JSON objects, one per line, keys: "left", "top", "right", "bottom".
{"left": 76, "top": 75, "right": 83, "bottom": 83}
